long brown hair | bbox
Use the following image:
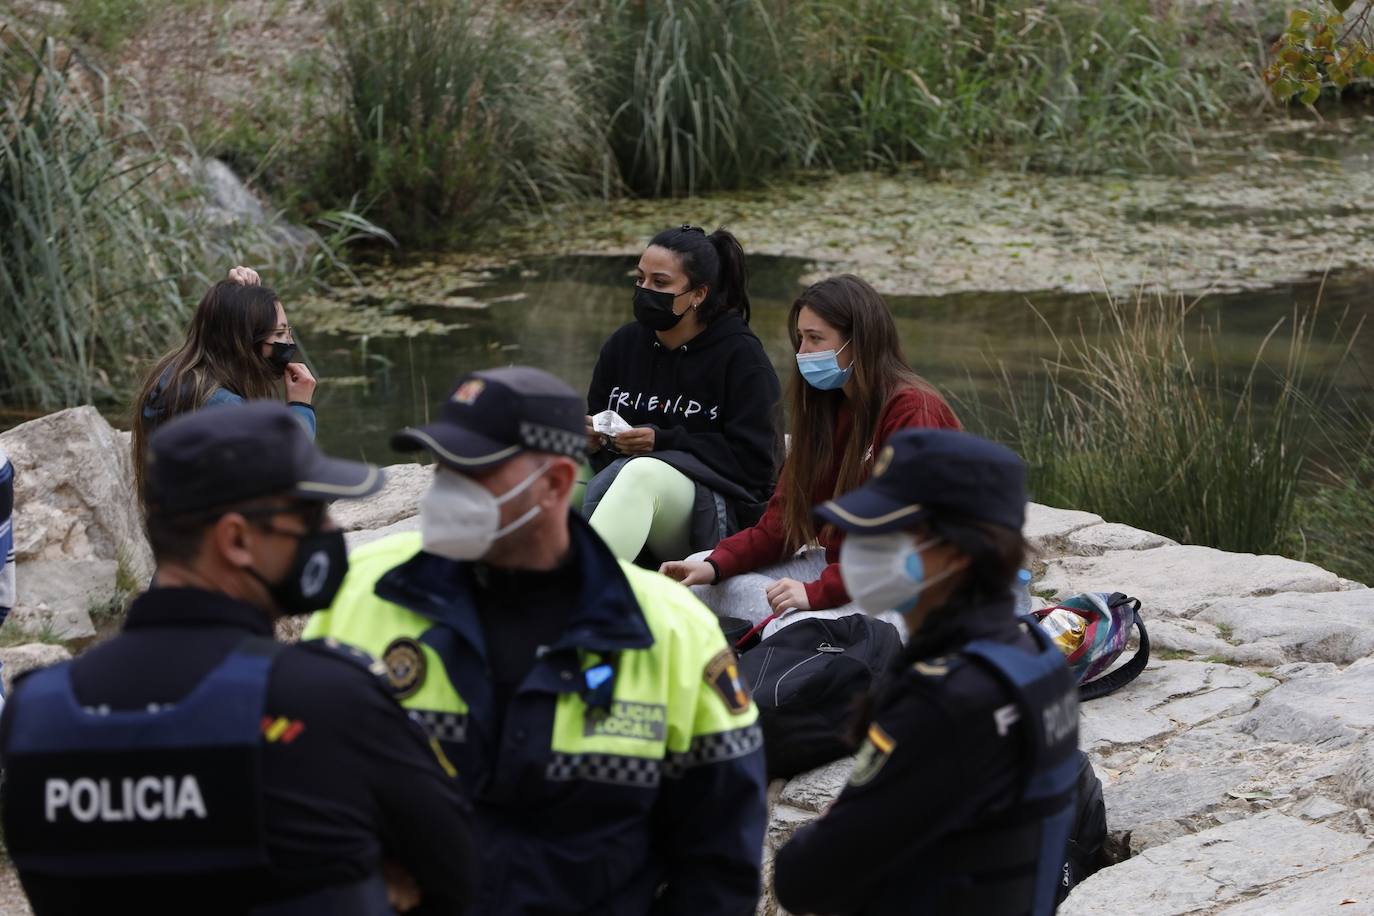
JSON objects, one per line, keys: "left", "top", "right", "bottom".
{"left": 780, "top": 275, "right": 943, "bottom": 553}
{"left": 131, "top": 281, "right": 283, "bottom": 495}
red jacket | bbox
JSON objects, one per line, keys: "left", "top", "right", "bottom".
{"left": 706, "top": 386, "right": 961, "bottom": 609}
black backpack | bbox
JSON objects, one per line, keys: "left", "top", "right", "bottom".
{"left": 738, "top": 615, "right": 902, "bottom": 779}
{"left": 1057, "top": 750, "right": 1109, "bottom": 903}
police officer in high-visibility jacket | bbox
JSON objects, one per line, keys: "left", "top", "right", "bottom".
{"left": 774, "top": 429, "right": 1080, "bottom": 916}
{"left": 0, "top": 402, "right": 477, "bottom": 916}
{"left": 305, "top": 366, "right": 768, "bottom": 915}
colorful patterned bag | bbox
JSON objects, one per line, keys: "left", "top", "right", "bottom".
{"left": 1027, "top": 592, "right": 1149, "bottom": 701}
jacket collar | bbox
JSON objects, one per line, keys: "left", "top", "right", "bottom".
{"left": 374, "top": 512, "right": 654, "bottom": 658}
{"left": 903, "top": 595, "right": 1021, "bottom": 662}
{"left": 124, "top": 586, "right": 275, "bottom": 636}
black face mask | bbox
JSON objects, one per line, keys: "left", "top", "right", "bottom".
{"left": 265, "top": 341, "right": 298, "bottom": 376}
{"left": 248, "top": 528, "right": 348, "bottom": 616}
{"left": 633, "top": 286, "right": 690, "bottom": 332}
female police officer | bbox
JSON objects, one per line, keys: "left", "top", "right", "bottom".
{"left": 773, "top": 428, "right": 1080, "bottom": 916}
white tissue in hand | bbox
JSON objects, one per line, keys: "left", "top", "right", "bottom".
{"left": 592, "top": 410, "right": 634, "bottom": 436}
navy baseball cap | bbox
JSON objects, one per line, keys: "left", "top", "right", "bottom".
{"left": 145, "top": 401, "right": 384, "bottom": 516}
{"left": 815, "top": 428, "right": 1027, "bottom": 534}
{"left": 392, "top": 366, "right": 585, "bottom": 471}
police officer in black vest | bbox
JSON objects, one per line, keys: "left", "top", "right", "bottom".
{"left": 0, "top": 402, "right": 476, "bottom": 916}
{"left": 774, "top": 428, "right": 1080, "bottom": 916}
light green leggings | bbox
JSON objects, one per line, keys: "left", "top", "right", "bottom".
{"left": 585, "top": 457, "right": 697, "bottom": 562}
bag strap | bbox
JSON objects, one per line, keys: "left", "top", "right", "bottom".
{"left": 1079, "top": 599, "right": 1149, "bottom": 701}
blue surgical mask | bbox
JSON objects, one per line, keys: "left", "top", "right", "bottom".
{"left": 796, "top": 340, "right": 853, "bottom": 390}
{"left": 839, "top": 532, "right": 949, "bottom": 616}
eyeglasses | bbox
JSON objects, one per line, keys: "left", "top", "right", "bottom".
{"left": 237, "top": 500, "right": 326, "bottom": 534}
{"left": 271, "top": 325, "right": 294, "bottom": 337}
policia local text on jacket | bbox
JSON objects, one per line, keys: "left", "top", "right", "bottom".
{"left": 306, "top": 513, "right": 769, "bottom": 915}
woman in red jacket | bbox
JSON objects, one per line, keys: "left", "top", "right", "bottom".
{"left": 660, "top": 274, "right": 960, "bottom": 618}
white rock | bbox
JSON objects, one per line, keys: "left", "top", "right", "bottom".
{"left": 0, "top": 406, "right": 152, "bottom": 582}
{"left": 779, "top": 758, "right": 853, "bottom": 814}
{"left": 1022, "top": 503, "right": 1103, "bottom": 556}
{"left": 329, "top": 463, "right": 432, "bottom": 532}
{"left": 1241, "top": 658, "right": 1374, "bottom": 749}
{"left": 1146, "top": 617, "right": 1286, "bottom": 667}
{"left": 1197, "top": 589, "right": 1374, "bottom": 666}
{"left": 10, "top": 558, "right": 114, "bottom": 640}
{"left": 1037, "top": 545, "right": 1346, "bottom": 619}
{"left": 1104, "top": 764, "right": 1257, "bottom": 851}
{"left": 345, "top": 516, "right": 421, "bottom": 553}
{"left": 1338, "top": 736, "right": 1374, "bottom": 810}
{"left": 1294, "top": 795, "right": 1349, "bottom": 821}
{"left": 1064, "top": 523, "right": 1178, "bottom": 556}
{"left": 1059, "top": 812, "right": 1371, "bottom": 916}
{"left": 1213, "top": 850, "right": 1374, "bottom": 914}
{"left": 764, "top": 803, "right": 816, "bottom": 853}
{"left": 0, "top": 643, "right": 73, "bottom": 693}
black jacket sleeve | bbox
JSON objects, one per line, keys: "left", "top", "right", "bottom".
{"left": 774, "top": 687, "right": 991, "bottom": 915}
{"left": 351, "top": 677, "right": 477, "bottom": 915}
{"left": 653, "top": 360, "right": 781, "bottom": 504}
{"left": 587, "top": 335, "right": 619, "bottom": 472}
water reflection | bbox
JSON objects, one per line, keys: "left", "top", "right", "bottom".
{"left": 307, "top": 256, "right": 1372, "bottom": 464}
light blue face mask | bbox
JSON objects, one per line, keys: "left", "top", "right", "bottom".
{"left": 796, "top": 340, "right": 853, "bottom": 390}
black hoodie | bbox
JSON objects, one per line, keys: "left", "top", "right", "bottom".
{"left": 587, "top": 314, "right": 782, "bottom": 508}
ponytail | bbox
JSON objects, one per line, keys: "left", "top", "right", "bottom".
{"left": 646, "top": 224, "right": 752, "bottom": 324}
{"left": 707, "top": 228, "right": 751, "bottom": 324}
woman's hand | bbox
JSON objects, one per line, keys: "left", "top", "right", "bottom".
{"left": 586, "top": 415, "right": 606, "bottom": 452}
{"left": 613, "top": 426, "right": 655, "bottom": 455}
{"left": 284, "top": 363, "right": 317, "bottom": 403}
{"left": 766, "top": 578, "right": 812, "bottom": 615}
{"left": 383, "top": 860, "right": 422, "bottom": 912}
{"left": 660, "top": 560, "right": 716, "bottom": 587}
{"left": 227, "top": 265, "right": 260, "bottom": 286}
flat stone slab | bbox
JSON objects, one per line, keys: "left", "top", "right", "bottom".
{"left": 10, "top": 558, "right": 112, "bottom": 640}
{"left": 1022, "top": 503, "right": 1103, "bottom": 556}
{"left": 1059, "top": 812, "right": 1370, "bottom": 915}
{"left": 1241, "top": 658, "right": 1374, "bottom": 749}
{"left": 345, "top": 516, "right": 421, "bottom": 553}
{"left": 0, "top": 644, "right": 73, "bottom": 694}
{"left": 1037, "top": 545, "right": 1347, "bottom": 618}
{"left": 1213, "top": 851, "right": 1374, "bottom": 914}
{"left": 329, "top": 463, "right": 432, "bottom": 532}
{"left": 1197, "top": 589, "right": 1374, "bottom": 666}
{"left": 778, "top": 758, "right": 853, "bottom": 814}
{"left": 1064, "top": 523, "right": 1178, "bottom": 557}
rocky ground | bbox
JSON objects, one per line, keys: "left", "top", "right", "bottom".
{"left": 2, "top": 407, "right": 1372, "bottom": 913}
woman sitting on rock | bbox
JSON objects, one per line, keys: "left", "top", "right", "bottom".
{"left": 581, "top": 225, "right": 783, "bottom": 564}
{"left": 660, "top": 274, "right": 960, "bottom": 623}
{"left": 131, "top": 267, "right": 317, "bottom": 493}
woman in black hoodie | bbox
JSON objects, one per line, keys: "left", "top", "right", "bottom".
{"left": 583, "top": 225, "right": 782, "bottom": 563}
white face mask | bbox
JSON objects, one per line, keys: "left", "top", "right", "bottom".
{"left": 839, "top": 532, "right": 950, "bottom": 616}
{"left": 420, "top": 462, "right": 550, "bottom": 562}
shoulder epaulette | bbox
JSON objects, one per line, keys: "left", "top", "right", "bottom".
{"left": 298, "top": 637, "right": 390, "bottom": 681}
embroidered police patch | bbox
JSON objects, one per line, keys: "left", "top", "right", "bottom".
{"left": 849, "top": 722, "right": 897, "bottom": 787}
{"left": 452, "top": 379, "right": 485, "bottom": 405}
{"left": 704, "top": 649, "right": 751, "bottom": 715}
{"left": 382, "top": 637, "right": 426, "bottom": 699}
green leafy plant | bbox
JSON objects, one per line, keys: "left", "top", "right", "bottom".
{"left": 584, "top": 0, "right": 821, "bottom": 196}
{"left": 1266, "top": 1, "right": 1374, "bottom": 104}
{"left": 311, "top": 0, "right": 604, "bottom": 247}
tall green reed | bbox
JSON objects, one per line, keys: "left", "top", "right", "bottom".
{"left": 312, "top": 0, "right": 605, "bottom": 247}
{"left": 811, "top": 0, "right": 1239, "bottom": 173}
{"left": 974, "top": 287, "right": 1356, "bottom": 557}
{"left": 584, "top": 0, "right": 822, "bottom": 196}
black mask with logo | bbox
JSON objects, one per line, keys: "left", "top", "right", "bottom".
{"left": 249, "top": 528, "right": 348, "bottom": 616}
{"left": 265, "top": 341, "right": 298, "bottom": 376}
{"left": 633, "top": 286, "right": 692, "bottom": 332}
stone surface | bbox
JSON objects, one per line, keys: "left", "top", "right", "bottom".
{"left": 329, "top": 463, "right": 432, "bottom": 532}
{"left": 1037, "top": 545, "right": 1347, "bottom": 618}
{"left": 1059, "top": 812, "right": 1370, "bottom": 916}
{"left": 1197, "top": 589, "right": 1374, "bottom": 666}
{"left": 1337, "top": 736, "right": 1374, "bottom": 810}
{"left": 345, "top": 516, "right": 420, "bottom": 553}
{"left": 1064, "top": 523, "right": 1178, "bottom": 556}
{"left": 0, "top": 643, "right": 73, "bottom": 693}
{"left": 1241, "top": 658, "right": 1374, "bottom": 749}
{"left": 1104, "top": 765, "right": 1257, "bottom": 851}
{"left": 0, "top": 406, "right": 153, "bottom": 582}
{"left": 1146, "top": 617, "right": 1287, "bottom": 667}
{"left": 10, "top": 558, "right": 111, "bottom": 639}
{"left": 1212, "top": 851, "right": 1374, "bottom": 915}
{"left": 778, "top": 758, "right": 852, "bottom": 814}
{"left": 1022, "top": 503, "right": 1103, "bottom": 556}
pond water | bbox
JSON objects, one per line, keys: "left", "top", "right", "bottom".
{"left": 306, "top": 256, "right": 1373, "bottom": 464}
